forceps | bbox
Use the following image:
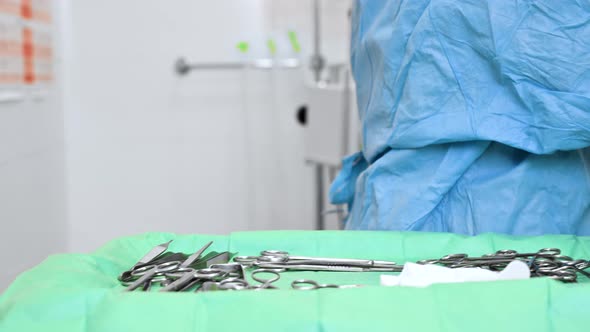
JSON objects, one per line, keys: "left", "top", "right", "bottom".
{"left": 179, "top": 241, "right": 213, "bottom": 268}
{"left": 133, "top": 240, "right": 173, "bottom": 268}
{"left": 254, "top": 262, "right": 402, "bottom": 272}
{"left": 124, "top": 241, "right": 214, "bottom": 291}
{"left": 291, "top": 279, "right": 363, "bottom": 290}
{"left": 259, "top": 250, "right": 398, "bottom": 267}
{"left": 234, "top": 250, "right": 400, "bottom": 269}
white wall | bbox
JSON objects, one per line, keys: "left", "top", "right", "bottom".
{"left": 0, "top": 5, "right": 67, "bottom": 290}
{"left": 0, "top": 0, "right": 352, "bottom": 290}
{"left": 64, "top": 0, "right": 355, "bottom": 252}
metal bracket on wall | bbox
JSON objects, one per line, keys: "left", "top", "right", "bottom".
{"left": 174, "top": 57, "right": 300, "bottom": 75}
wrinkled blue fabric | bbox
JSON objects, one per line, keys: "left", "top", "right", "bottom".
{"left": 331, "top": 0, "right": 590, "bottom": 235}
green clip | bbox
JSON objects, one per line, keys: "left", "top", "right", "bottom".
{"left": 267, "top": 39, "right": 277, "bottom": 56}
{"left": 288, "top": 30, "right": 301, "bottom": 53}
{"left": 236, "top": 41, "right": 250, "bottom": 53}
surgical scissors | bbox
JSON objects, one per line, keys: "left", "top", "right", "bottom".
{"left": 250, "top": 269, "right": 281, "bottom": 289}
{"left": 119, "top": 252, "right": 188, "bottom": 283}
{"left": 125, "top": 261, "right": 184, "bottom": 291}
{"left": 418, "top": 248, "right": 565, "bottom": 266}
{"left": 291, "top": 279, "right": 363, "bottom": 290}
{"left": 215, "top": 279, "right": 250, "bottom": 290}
{"left": 209, "top": 269, "right": 283, "bottom": 291}
{"left": 492, "top": 248, "right": 561, "bottom": 258}
{"left": 415, "top": 248, "right": 589, "bottom": 282}
{"left": 159, "top": 268, "right": 227, "bottom": 292}
{"left": 175, "top": 263, "right": 248, "bottom": 292}
{"left": 224, "top": 269, "right": 282, "bottom": 290}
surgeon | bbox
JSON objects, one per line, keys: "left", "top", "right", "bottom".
{"left": 330, "top": 0, "right": 590, "bottom": 235}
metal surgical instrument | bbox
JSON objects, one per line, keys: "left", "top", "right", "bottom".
{"left": 125, "top": 261, "right": 184, "bottom": 291}
{"left": 259, "top": 250, "right": 398, "bottom": 267}
{"left": 200, "top": 269, "right": 283, "bottom": 291}
{"left": 291, "top": 279, "right": 363, "bottom": 290}
{"left": 124, "top": 241, "right": 215, "bottom": 291}
{"left": 416, "top": 248, "right": 589, "bottom": 282}
{"left": 179, "top": 241, "right": 213, "bottom": 268}
{"left": 234, "top": 250, "right": 402, "bottom": 270}
{"left": 133, "top": 240, "right": 173, "bottom": 268}
{"left": 159, "top": 268, "right": 227, "bottom": 292}
{"left": 254, "top": 262, "right": 402, "bottom": 272}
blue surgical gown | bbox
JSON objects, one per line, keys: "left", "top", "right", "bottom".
{"left": 330, "top": 0, "right": 590, "bottom": 235}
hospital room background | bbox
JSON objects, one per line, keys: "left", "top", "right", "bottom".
{"left": 0, "top": 0, "right": 357, "bottom": 290}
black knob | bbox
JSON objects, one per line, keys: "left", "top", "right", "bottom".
{"left": 296, "top": 105, "right": 307, "bottom": 126}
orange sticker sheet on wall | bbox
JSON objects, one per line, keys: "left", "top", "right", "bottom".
{"left": 31, "top": 0, "right": 51, "bottom": 23}
{"left": 0, "top": 0, "right": 52, "bottom": 102}
{"left": 0, "top": 0, "right": 19, "bottom": 16}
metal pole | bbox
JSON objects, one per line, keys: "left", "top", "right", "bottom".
{"left": 310, "top": 0, "right": 325, "bottom": 83}
{"left": 313, "top": 0, "right": 320, "bottom": 58}
{"left": 329, "top": 166, "right": 345, "bottom": 228}
{"left": 312, "top": 0, "right": 326, "bottom": 230}
{"left": 315, "top": 164, "right": 325, "bottom": 230}
{"left": 174, "top": 58, "right": 300, "bottom": 75}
